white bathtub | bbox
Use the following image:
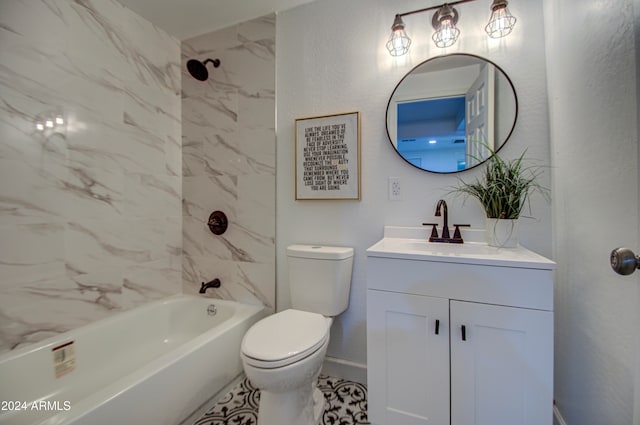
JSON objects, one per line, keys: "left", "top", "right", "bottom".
{"left": 0, "top": 295, "right": 265, "bottom": 425}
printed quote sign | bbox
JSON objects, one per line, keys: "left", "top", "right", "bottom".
{"left": 295, "top": 112, "right": 360, "bottom": 200}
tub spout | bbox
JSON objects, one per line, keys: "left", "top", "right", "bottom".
{"left": 199, "top": 278, "right": 221, "bottom": 293}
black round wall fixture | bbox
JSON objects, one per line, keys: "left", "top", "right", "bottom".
{"left": 208, "top": 211, "right": 228, "bottom": 235}
{"left": 186, "top": 58, "right": 221, "bottom": 82}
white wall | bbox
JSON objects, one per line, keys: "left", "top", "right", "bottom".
{"left": 544, "top": 0, "right": 639, "bottom": 423}
{"left": 277, "top": 0, "right": 552, "bottom": 369}
{"left": 0, "top": 0, "right": 181, "bottom": 354}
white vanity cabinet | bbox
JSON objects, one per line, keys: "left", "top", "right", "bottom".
{"left": 448, "top": 300, "right": 552, "bottom": 425}
{"left": 366, "top": 228, "right": 555, "bottom": 425}
{"left": 367, "top": 290, "right": 451, "bottom": 425}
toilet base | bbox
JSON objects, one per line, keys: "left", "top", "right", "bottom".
{"left": 312, "top": 386, "right": 325, "bottom": 423}
{"left": 257, "top": 382, "right": 325, "bottom": 425}
{"left": 241, "top": 313, "right": 333, "bottom": 425}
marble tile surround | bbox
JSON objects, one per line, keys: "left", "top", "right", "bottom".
{"left": 181, "top": 16, "right": 276, "bottom": 310}
{"left": 0, "top": 0, "right": 182, "bottom": 354}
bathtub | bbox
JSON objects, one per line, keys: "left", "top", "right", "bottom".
{"left": 0, "top": 295, "right": 265, "bottom": 425}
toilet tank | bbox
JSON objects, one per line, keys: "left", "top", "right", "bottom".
{"left": 287, "top": 245, "right": 354, "bottom": 316}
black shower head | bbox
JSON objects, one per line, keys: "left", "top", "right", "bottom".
{"left": 186, "top": 58, "right": 221, "bottom": 81}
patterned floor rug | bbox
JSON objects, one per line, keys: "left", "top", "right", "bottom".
{"left": 193, "top": 375, "right": 369, "bottom": 425}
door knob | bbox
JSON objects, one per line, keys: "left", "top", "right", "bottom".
{"left": 610, "top": 247, "right": 640, "bottom": 275}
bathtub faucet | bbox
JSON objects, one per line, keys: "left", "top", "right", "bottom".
{"left": 199, "top": 278, "right": 221, "bottom": 294}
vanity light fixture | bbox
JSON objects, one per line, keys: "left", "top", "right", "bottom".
{"left": 432, "top": 4, "right": 461, "bottom": 48}
{"left": 386, "top": 15, "right": 412, "bottom": 56}
{"left": 386, "top": 0, "right": 517, "bottom": 56}
{"left": 485, "top": 0, "right": 516, "bottom": 38}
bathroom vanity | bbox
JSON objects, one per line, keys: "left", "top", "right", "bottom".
{"left": 366, "top": 226, "right": 555, "bottom": 425}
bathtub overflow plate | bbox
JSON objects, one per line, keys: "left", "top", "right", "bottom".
{"left": 207, "top": 304, "right": 217, "bottom": 316}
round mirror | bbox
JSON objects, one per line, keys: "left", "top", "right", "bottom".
{"left": 386, "top": 54, "right": 518, "bottom": 173}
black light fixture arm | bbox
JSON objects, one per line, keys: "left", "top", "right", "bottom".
{"left": 396, "top": 0, "right": 477, "bottom": 19}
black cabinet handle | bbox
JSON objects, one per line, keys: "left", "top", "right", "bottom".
{"left": 435, "top": 319, "right": 440, "bottom": 335}
{"left": 461, "top": 325, "right": 467, "bottom": 341}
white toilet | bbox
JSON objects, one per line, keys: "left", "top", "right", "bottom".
{"left": 240, "top": 244, "right": 354, "bottom": 425}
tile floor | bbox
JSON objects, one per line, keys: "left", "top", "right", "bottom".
{"left": 192, "top": 375, "right": 369, "bottom": 425}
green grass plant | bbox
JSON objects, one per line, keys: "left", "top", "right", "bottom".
{"left": 452, "top": 146, "right": 549, "bottom": 219}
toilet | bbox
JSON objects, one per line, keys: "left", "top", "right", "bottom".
{"left": 240, "top": 244, "right": 354, "bottom": 425}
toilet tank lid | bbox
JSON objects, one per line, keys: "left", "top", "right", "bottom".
{"left": 287, "top": 244, "right": 354, "bottom": 260}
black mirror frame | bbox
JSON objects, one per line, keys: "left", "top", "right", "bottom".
{"left": 385, "top": 53, "right": 519, "bottom": 174}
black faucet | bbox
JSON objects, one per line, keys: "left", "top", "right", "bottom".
{"left": 423, "top": 200, "right": 470, "bottom": 243}
{"left": 435, "top": 199, "right": 450, "bottom": 240}
{"left": 199, "top": 278, "right": 221, "bottom": 293}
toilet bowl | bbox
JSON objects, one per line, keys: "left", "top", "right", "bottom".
{"left": 240, "top": 244, "right": 354, "bottom": 425}
{"left": 241, "top": 309, "right": 332, "bottom": 425}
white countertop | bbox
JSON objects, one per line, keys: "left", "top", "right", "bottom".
{"left": 366, "top": 226, "right": 556, "bottom": 270}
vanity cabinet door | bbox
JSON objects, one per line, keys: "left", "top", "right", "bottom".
{"left": 450, "top": 300, "right": 554, "bottom": 425}
{"left": 367, "top": 290, "right": 450, "bottom": 425}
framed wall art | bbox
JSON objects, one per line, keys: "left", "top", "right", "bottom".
{"left": 294, "top": 111, "right": 361, "bottom": 200}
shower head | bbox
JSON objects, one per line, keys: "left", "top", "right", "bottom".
{"left": 186, "top": 58, "right": 221, "bottom": 81}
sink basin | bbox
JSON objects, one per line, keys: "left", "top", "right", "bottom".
{"left": 366, "top": 226, "right": 555, "bottom": 269}
{"left": 395, "top": 240, "right": 498, "bottom": 256}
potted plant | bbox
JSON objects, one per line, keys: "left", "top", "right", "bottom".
{"left": 452, "top": 146, "right": 549, "bottom": 247}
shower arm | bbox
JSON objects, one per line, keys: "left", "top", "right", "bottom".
{"left": 203, "top": 58, "right": 221, "bottom": 68}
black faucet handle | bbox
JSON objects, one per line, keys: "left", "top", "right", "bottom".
{"left": 451, "top": 224, "right": 471, "bottom": 243}
{"left": 422, "top": 223, "right": 439, "bottom": 242}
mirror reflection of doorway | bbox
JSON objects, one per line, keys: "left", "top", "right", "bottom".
{"left": 397, "top": 96, "right": 466, "bottom": 173}
{"left": 465, "top": 63, "right": 495, "bottom": 167}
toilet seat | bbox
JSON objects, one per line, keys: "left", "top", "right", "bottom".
{"left": 241, "top": 309, "right": 330, "bottom": 369}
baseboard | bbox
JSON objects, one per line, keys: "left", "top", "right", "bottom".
{"left": 322, "top": 356, "right": 367, "bottom": 386}
{"left": 554, "top": 403, "right": 568, "bottom": 425}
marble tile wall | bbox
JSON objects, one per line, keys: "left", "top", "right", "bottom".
{"left": 181, "top": 16, "right": 276, "bottom": 310}
{"left": 0, "top": 0, "right": 182, "bottom": 354}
